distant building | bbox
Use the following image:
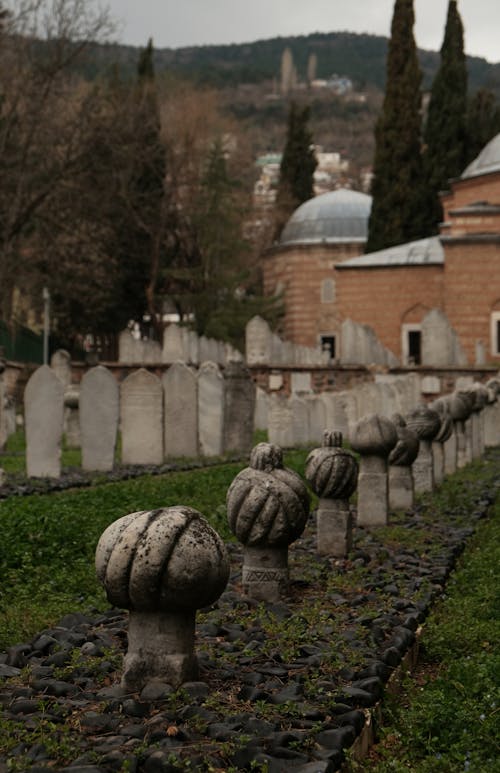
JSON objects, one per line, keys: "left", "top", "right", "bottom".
{"left": 262, "top": 133, "right": 500, "bottom": 366}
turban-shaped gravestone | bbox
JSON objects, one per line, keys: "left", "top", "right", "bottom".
{"left": 226, "top": 442, "right": 310, "bottom": 548}
{"left": 388, "top": 414, "right": 419, "bottom": 467}
{"left": 95, "top": 506, "right": 230, "bottom": 689}
{"left": 405, "top": 405, "right": 441, "bottom": 442}
{"left": 429, "top": 399, "right": 454, "bottom": 444}
{"left": 96, "top": 506, "right": 229, "bottom": 613}
{"left": 350, "top": 413, "right": 398, "bottom": 457}
{"left": 305, "top": 430, "right": 358, "bottom": 499}
{"left": 448, "top": 391, "right": 474, "bottom": 422}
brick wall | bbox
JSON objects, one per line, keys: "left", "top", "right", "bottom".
{"left": 336, "top": 265, "right": 444, "bottom": 359}
{"left": 263, "top": 242, "right": 363, "bottom": 347}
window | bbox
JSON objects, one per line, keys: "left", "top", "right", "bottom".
{"left": 491, "top": 311, "right": 500, "bottom": 356}
{"left": 321, "top": 278, "right": 335, "bottom": 304}
{"left": 402, "top": 324, "right": 422, "bottom": 365}
{"left": 320, "top": 335, "right": 336, "bottom": 359}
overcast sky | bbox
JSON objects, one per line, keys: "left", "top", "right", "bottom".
{"left": 105, "top": 0, "right": 499, "bottom": 63}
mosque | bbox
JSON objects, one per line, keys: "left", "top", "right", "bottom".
{"left": 262, "top": 133, "right": 500, "bottom": 368}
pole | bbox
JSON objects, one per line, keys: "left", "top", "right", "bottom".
{"left": 43, "top": 287, "right": 50, "bottom": 365}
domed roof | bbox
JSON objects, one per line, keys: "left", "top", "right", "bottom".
{"left": 279, "top": 188, "right": 372, "bottom": 246}
{"left": 461, "top": 133, "right": 500, "bottom": 180}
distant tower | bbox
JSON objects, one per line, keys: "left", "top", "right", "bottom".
{"left": 307, "top": 52, "right": 318, "bottom": 86}
{"left": 281, "top": 47, "right": 295, "bottom": 96}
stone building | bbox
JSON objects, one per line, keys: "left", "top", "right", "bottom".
{"left": 262, "top": 134, "right": 500, "bottom": 367}
{"left": 262, "top": 188, "right": 372, "bottom": 358}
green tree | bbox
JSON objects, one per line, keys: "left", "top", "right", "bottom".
{"left": 275, "top": 102, "right": 317, "bottom": 234}
{"left": 366, "top": 0, "right": 426, "bottom": 253}
{"left": 422, "top": 0, "right": 467, "bottom": 232}
{"left": 465, "top": 88, "right": 500, "bottom": 165}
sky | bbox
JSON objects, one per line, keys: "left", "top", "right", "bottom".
{"left": 105, "top": 0, "right": 500, "bottom": 64}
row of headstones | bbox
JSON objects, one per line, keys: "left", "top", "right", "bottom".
{"left": 262, "top": 374, "right": 500, "bottom": 451}
{"left": 94, "top": 378, "right": 500, "bottom": 691}
{"left": 24, "top": 361, "right": 256, "bottom": 478}
{"left": 118, "top": 324, "right": 243, "bottom": 366}
{"left": 245, "top": 315, "right": 331, "bottom": 366}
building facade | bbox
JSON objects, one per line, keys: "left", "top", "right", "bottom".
{"left": 262, "top": 134, "right": 500, "bottom": 367}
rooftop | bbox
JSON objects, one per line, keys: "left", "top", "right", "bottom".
{"left": 279, "top": 188, "right": 372, "bottom": 246}
{"left": 336, "top": 236, "right": 444, "bottom": 269}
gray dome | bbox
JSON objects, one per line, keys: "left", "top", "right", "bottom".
{"left": 279, "top": 188, "right": 372, "bottom": 246}
{"left": 461, "top": 133, "right": 500, "bottom": 180}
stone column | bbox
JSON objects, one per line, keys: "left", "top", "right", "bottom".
{"left": 406, "top": 405, "right": 441, "bottom": 494}
{"left": 456, "top": 390, "right": 476, "bottom": 465}
{"left": 96, "top": 506, "right": 229, "bottom": 690}
{"left": 470, "top": 383, "right": 489, "bottom": 458}
{"left": 429, "top": 399, "right": 454, "bottom": 486}
{"left": 350, "top": 413, "right": 397, "bottom": 527}
{"left": 448, "top": 391, "right": 473, "bottom": 468}
{"left": 226, "top": 442, "right": 310, "bottom": 601}
{"left": 305, "top": 430, "right": 359, "bottom": 557}
{"left": 388, "top": 414, "right": 419, "bottom": 511}
{"left": 484, "top": 378, "right": 500, "bottom": 447}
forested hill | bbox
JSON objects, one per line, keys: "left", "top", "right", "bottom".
{"left": 84, "top": 31, "right": 500, "bottom": 96}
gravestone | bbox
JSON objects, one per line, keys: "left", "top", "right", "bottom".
{"left": 305, "top": 431, "right": 358, "bottom": 557}
{"left": 307, "top": 395, "right": 327, "bottom": 445}
{"left": 50, "top": 349, "right": 72, "bottom": 388}
{"left": 80, "top": 366, "right": 119, "bottom": 471}
{"left": 227, "top": 443, "right": 310, "bottom": 601}
{"left": 198, "top": 361, "right": 225, "bottom": 457}
{"left": 290, "top": 371, "right": 312, "bottom": 394}
{"left": 224, "top": 361, "right": 255, "bottom": 454}
{"left": 96, "top": 506, "right": 229, "bottom": 690}
{"left": 267, "top": 394, "right": 294, "bottom": 448}
{"left": 421, "top": 309, "right": 467, "bottom": 366}
{"left": 25, "top": 365, "right": 65, "bottom": 478}
{"left": 163, "top": 362, "right": 198, "bottom": 458}
{"left": 291, "top": 395, "right": 310, "bottom": 447}
{"left": 406, "top": 405, "right": 441, "bottom": 493}
{"left": 254, "top": 387, "right": 268, "bottom": 431}
{"left": 120, "top": 369, "right": 163, "bottom": 465}
{"left": 162, "top": 324, "right": 186, "bottom": 363}
{"left": 484, "top": 379, "right": 500, "bottom": 447}
{"left": 245, "top": 316, "right": 272, "bottom": 365}
{"left": 388, "top": 414, "right": 419, "bottom": 511}
{"left": 350, "top": 413, "right": 397, "bottom": 527}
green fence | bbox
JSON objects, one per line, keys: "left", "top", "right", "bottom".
{"left": 0, "top": 321, "right": 43, "bottom": 364}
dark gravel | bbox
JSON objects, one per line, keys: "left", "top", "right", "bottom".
{"left": 0, "top": 452, "right": 498, "bottom": 772}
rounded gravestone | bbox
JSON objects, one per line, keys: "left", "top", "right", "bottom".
{"left": 96, "top": 506, "right": 229, "bottom": 689}
{"left": 227, "top": 442, "right": 310, "bottom": 599}
{"left": 305, "top": 430, "right": 358, "bottom": 557}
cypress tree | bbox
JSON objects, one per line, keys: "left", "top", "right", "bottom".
{"left": 465, "top": 88, "right": 500, "bottom": 166}
{"left": 275, "top": 102, "right": 317, "bottom": 234}
{"left": 423, "top": 0, "right": 467, "bottom": 232}
{"left": 366, "top": 0, "right": 426, "bottom": 253}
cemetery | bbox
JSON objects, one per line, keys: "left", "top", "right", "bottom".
{"left": 0, "top": 331, "right": 499, "bottom": 772}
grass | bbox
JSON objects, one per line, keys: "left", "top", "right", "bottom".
{"left": 0, "top": 443, "right": 309, "bottom": 649}
{"left": 350, "top": 488, "right": 500, "bottom": 772}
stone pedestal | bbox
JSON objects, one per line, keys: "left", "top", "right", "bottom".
{"left": 242, "top": 546, "right": 288, "bottom": 602}
{"left": 124, "top": 610, "right": 198, "bottom": 691}
{"left": 456, "top": 421, "right": 468, "bottom": 468}
{"left": 484, "top": 402, "right": 500, "bottom": 447}
{"left": 464, "top": 419, "right": 473, "bottom": 464}
{"left": 357, "top": 455, "right": 389, "bottom": 527}
{"left": 443, "top": 429, "right": 458, "bottom": 475}
{"left": 389, "top": 465, "right": 414, "bottom": 511}
{"left": 412, "top": 439, "right": 434, "bottom": 493}
{"left": 432, "top": 441, "right": 445, "bottom": 486}
{"left": 317, "top": 498, "right": 353, "bottom": 557}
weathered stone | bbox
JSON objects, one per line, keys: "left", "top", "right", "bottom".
{"left": 350, "top": 414, "right": 397, "bottom": 527}
{"left": 226, "top": 443, "right": 310, "bottom": 600}
{"left": 50, "top": 349, "right": 72, "bottom": 389}
{"left": 267, "top": 394, "right": 294, "bottom": 448}
{"left": 96, "top": 506, "right": 229, "bottom": 689}
{"left": 388, "top": 414, "right": 419, "bottom": 510}
{"left": 80, "top": 366, "right": 119, "bottom": 472}
{"left": 406, "top": 405, "right": 441, "bottom": 493}
{"left": 120, "top": 369, "right": 163, "bottom": 465}
{"left": 223, "top": 361, "right": 255, "bottom": 454}
{"left": 25, "top": 366, "right": 64, "bottom": 478}
{"left": 163, "top": 362, "right": 198, "bottom": 458}
{"left": 421, "top": 308, "right": 467, "bottom": 366}
{"left": 197, "top": 361, "right": 225, "bottom": 456}
{"left": 161, "top": 323, "right": 186, "bottom": 363}
{"left": 305, "top": 431, "right": 358, "bottom": 557}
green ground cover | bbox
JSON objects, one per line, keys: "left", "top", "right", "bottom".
{"left": 0, "top": 448, "right": 308, "bottom": 649}
{"left": 351, "top": 490, "right": 500, "bottom": 772}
